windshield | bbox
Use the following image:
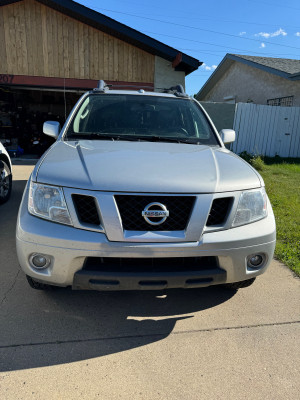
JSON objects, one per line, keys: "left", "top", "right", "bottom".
{"left": 65, "top": 94, "right": 219, "bottom": 145}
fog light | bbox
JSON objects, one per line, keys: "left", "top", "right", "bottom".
{"left": 247, "top": 254, "right": 264, "bottom": 268}
{"left": 30, "top": 254, "right": 50, "bottom": 269}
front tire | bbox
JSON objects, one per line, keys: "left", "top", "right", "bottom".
{"left": 222, "top": 277, "right": 256, "bottom": 290}
{"left": 26, "top": 275, "right": 54, "bottom": 291}
{"left": 0, "top": 160, "right": 12, "bottom": 204}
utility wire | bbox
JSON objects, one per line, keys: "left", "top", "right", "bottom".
{"left": 179, "top": 47, "right": 300, "bottom": 58}
{"left": 246, "top": 0, "right": 300, "bottom": 11}
{"left": 89, "top": 6, "right": 300, "bottom": 51}
{"left": 143, "top": 30, "right": 300, "bottom": 57}
{"left": 82, "top": 0, "right": 300, "bottom": 29}
{"left": 138, "top": 30, "right": 249, "bottom": 52}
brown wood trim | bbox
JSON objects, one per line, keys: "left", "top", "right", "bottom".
{"left": 172, "top": 52, "right": 182, "bottom": 69}
{"left": 172, "top": 53, "right": 182, "bottom": 68}
{"left": 0, "top": 74, "right": 154, "bottom": 90}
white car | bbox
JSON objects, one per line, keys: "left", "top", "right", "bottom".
{"left": 0, "top": 142, "right": 12, "bottom": 204}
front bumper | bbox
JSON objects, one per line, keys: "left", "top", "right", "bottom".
{"left": 16, "top": 196, "right": 276, "bottom": 289}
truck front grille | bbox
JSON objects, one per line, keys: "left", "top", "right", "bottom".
{"left": 114, "top": 195, "right": 196, "bottom": 231}
{"left": 72, "top": 194, "right": 101, "bottom": 225}
{"left": 206, "top": 197, "right": 233, "bottom": 226}
{"left": 84, "top": 256, "right": 218, "bottom": 272}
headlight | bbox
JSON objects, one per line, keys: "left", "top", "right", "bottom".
{"left": 28, "top": 181, "right": 72, "bottom": 225}
{"left": 232, "top": 187, "right": 267, "bottom": 227}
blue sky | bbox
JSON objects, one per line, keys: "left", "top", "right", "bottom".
{"left": 76, "top": 0, "right": 300, "bottom": 95}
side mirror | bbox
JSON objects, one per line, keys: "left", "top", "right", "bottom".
{"left": 43, "top": 121, "right": 61, "bottom": 139}
{"left": 219, "top": 129, "right": 235, "bottom": 144}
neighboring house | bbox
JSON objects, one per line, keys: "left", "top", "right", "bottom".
{"left": 196, "top": 54, "right": 300, "bottom": 106}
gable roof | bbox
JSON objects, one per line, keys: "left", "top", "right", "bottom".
{"left": 0, "top": 0, "right": 201, "bottom": 75}
{"left": 196, "top": 53, "right": 300, "bottom": 99}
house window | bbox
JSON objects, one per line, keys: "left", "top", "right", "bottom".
{"left": 267, "top": 96, "right": 294, "bottom": 107}
{"left": 223, "top": 95, "right": 236, "bottom": 104}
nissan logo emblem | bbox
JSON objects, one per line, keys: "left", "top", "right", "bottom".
{"left": 142, "top": 202, "right": 169, "bottom": 225}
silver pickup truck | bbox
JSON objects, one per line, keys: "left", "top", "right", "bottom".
{"left": 16, "top": 82, "right": 276, "bottom": 291}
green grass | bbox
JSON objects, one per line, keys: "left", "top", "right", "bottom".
{"left": 251, "top": 157, "right": 300, "bottom": 276}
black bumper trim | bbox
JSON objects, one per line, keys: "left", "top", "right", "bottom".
{"left": 72, "top": 269, "right": 226, "bottom": 291}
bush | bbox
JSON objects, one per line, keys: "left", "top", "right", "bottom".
{"left": 250, "top": 156, "right": 265, "bottom": 171}
{"left": 239, "top": 151, "right": 252, "bottom": 162}
{"left": 239, "top": 151, "right": 265, "bottom": 171}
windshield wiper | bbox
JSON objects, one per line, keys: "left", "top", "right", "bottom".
{"left": 66, "top": 133, "right": 142, "bottom": 142}
{"left": 65, "top": 133, "right": 201, "bottom": 144}
{"left": 89, "top": 133, "right": 141, "bottom": 141}
{"left": 138, "top": 135, "right": 201, "bottom": 144}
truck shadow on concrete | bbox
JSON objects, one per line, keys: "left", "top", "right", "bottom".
{"left": 0, "top": 179, "right": 236, "bottom": 372}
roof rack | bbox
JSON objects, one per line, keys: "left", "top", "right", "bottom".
{"left": 93, "top": 80, "right": 111, "bottom": 92}
{"left": 158, "top": 84, "right": 189, "bottom": 97}
{"left": 93, "top": 80, "right": 189, "bottom": 97}
{"left": 93, "top": 80, "right": 152, "bottom": 92}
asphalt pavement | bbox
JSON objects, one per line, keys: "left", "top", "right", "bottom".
{"left": 0, "top": 163, "right": 299, "bottom": 399}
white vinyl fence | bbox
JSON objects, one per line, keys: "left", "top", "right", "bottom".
{"left": 231, "top": 103, "right": 300, "bottom": 157}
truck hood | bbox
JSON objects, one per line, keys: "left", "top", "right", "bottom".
{"left": 35, "top": 140, "right": 262, "bottom": 193}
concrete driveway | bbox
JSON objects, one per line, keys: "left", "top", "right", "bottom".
{"left": 0, "top": 163, "right": 299, "bottom": 399}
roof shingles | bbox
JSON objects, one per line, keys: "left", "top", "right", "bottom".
{"left": 231, "top": 54, "right": 300, "bottom": 75}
